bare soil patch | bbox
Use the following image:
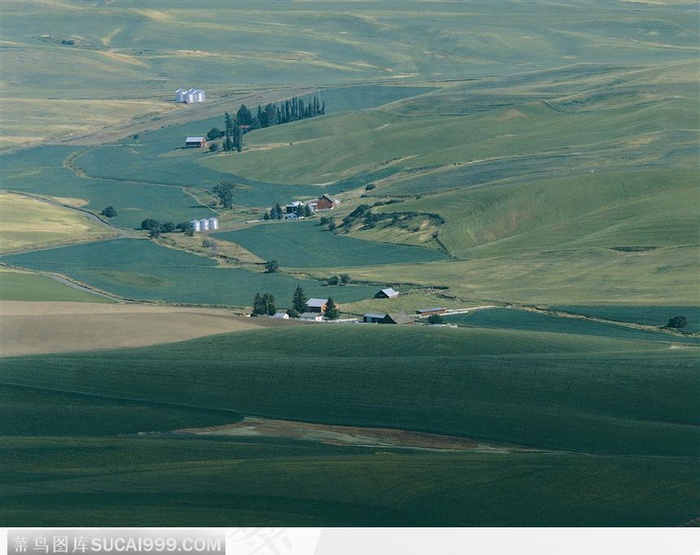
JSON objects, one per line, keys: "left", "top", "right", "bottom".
{"left": 175, "top": 416, "right": 480, "bottom": 451}
{"left": 0, "top": 302, "right": 266, "bottom": 357}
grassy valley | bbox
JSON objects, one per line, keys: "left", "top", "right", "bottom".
{"left": 0, "top": 0, "right": 698, "bottom": 527}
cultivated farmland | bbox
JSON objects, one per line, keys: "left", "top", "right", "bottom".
{"left": 1, "top": 0, "right": 698, "bottom": 529}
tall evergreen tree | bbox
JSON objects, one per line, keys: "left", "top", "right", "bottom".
{"left": 324, "top": 296, "right": 339, "bottom": 320}
{"left": 235, "top": 104, "right": 254, "bottom": 126}
{"left": 223, "top": 112, "right": 234, "bottom": 152}
{"left": 233, "top": 124, "right": 243, "bottom": 153}
{"left": 252, "top": 292, "right": 276, "bottom": 316}
{"left": 292, "top": 285, "right": 308, "bottom": 314}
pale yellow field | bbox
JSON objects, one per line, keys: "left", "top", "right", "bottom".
{"left": 0, "top": 192, "right": 112, "bottom": 253}
{"left": 0, "top": 301, "right": 271, "bottom": 357}
{"left": 0, "top": 98, "right": 177, "bottom": 150}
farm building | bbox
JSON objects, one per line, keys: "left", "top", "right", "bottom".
{"left": 185, "top": 136, "right": 207, "bottom": 148}
{"left": 273, "top": 311, "right": 290, "bottom": 319}
{"left": 176, "top": 88, "right": 205, "bottom": 103}
{"left": 375, "top": 287, "right": 399, "bottom": 299}
{"left": 301, "top": 312, "right": 324, "bottom": 322}
{"left": 416, "top": 307, "right": 447, "bottom": 316}
{"left": 285, "top": 201, "right": 304, "bottom": 214}
{"left": 306, "top": 298, "right": 338, "bottom": 314}
{"left": 316, "top": 194, "right": 339, "bottom": 210}
{"left": 363, "top": 312, "right": 413, "bottom": 325}
{"left": 189, "top": 217, "right": 218, "bottom": 233}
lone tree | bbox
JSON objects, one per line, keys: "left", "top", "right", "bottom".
{"left": 264, "top": 259, "right": 280, "bottom": 273}
{"left": 666, "top": 315, "right": 688, "bottom": 329}
{"left": 101, "top": 206, "right": 117, "bottom": 218}
{"left": 252, "top": 293, "right": 276, "bottom": 316}
{"left": 324, "top": 296, "right": 339, "bottom": 320}
{"left": 292, "top": 284, "right": 308, "bottom": 314}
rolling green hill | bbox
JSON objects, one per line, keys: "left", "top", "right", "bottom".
{"left": 2, "top": 325, "right": 698, "bottom": 526}
{"left": 2, "top": 0, "right": 698, "bottom": 528}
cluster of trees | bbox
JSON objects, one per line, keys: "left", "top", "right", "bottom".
{"left": 326, "top": 274, "right": 351, "bottom": 286}
{"left": 213, "top": 182, "right": 235, "bottom": 209}
{"left": 251, "top": 94, "right": 325, "bottom": 128}
{"left": 252, "top": 285, "right": 339, "bottom": 320}
{"left": 211, "top": 94, "right": 325, "bottom": 154}
{"left": 263, "top": 202, "right": 313, "bottom": 221}
{"left": 140, "top": 219, "right": 193, "bottom": 238}
{"left": 100, "top": 206, "right": 117, "bottom": 218}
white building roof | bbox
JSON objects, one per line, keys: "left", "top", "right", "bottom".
{"left": 186, "top": 136, "right": 205, "bottom": 142}
{"left": 381, "top": 288, "right": 399, "bottom": 298}
{"left": 306, "top": 298, "right": 327, "bottom": 308}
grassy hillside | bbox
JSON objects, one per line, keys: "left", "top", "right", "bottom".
{"left": 3, "top": 1, "right": 697, "bottom": 148}
{"left": 2, "top": 324, "right": 697, "bottom": 526}
{"left": 3, "top": 436, "right": 697, "bottom": 527}
{"left": 2, "top": 326, "right": 696, "bottom": 456}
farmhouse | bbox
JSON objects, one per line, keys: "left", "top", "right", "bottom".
{"left": 285, "top": 201, "right": 304, "bottom": 214}
{"left": 185, "top": 136, "right": 207, "bottom": 148}
{"left": 363, "top": 312, "right": 413, "bottom": 325}
{"left": 416, "top": 307, "right": 447, "bottom": 316}
{"left": 375, "top": 287, "right": 399, "bottom": 299}
{"left": 316, "top": 194, "right": 339, "bottom": 211}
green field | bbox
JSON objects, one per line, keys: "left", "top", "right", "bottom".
{"left": 2, "top": 325, "right": 698, "bottom": 525}
{"left": 0, "top": 238, "right": 378, "bottom": 306}
{"left": 553, "top": 305, "right": 700, "bottom": 333}
{"left": 215, "top": 221, "right": 448, "bottom": 268}
{"left": 0, "top": 269, "right": 110, "bottom": 302}
{"left": 442, "top": 307, "right": 700, "bottom": 344}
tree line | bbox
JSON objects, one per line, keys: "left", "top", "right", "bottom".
{"left": 209, "top": 94, "right": 325, "bottom": 153}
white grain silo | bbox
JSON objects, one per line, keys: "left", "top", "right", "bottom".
{"left": 190, "top": 219, "right": 201, "bottom": 232}
{"left": 199, "top": 218, "right": 210, "bottom": 231}
{"left": 194, "top": 89, "right": 205, "bottom": 103}
{"left": 208, "top": 217, "right": 218, "bottom": 230}
{"left": 176, "top": 88, "right": 186, "bottom": 103}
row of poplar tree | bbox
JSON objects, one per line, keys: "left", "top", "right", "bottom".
{"left": 215, "top": 94, "right": 326, "bottom": 153}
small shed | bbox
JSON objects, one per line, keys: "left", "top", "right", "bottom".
{"left": 273, "top": 311, "right": 290, "bottom": 319}
{"left": 301, "top": 312, "right": 324, "bottom": 322}
{"left": 363, "top": 313, "right": 387, "bottom": 324}
{"left": 416, "top": 307, "right": 447, "bottom": 316}
{"left": 375, "top": 287, "right": 399, "bottom": 299}
{"left": 185, "top": 136, "right": 207, "bottom": 148}
{"left": 364, "top": 312, "right": 413, "bottom": 325}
